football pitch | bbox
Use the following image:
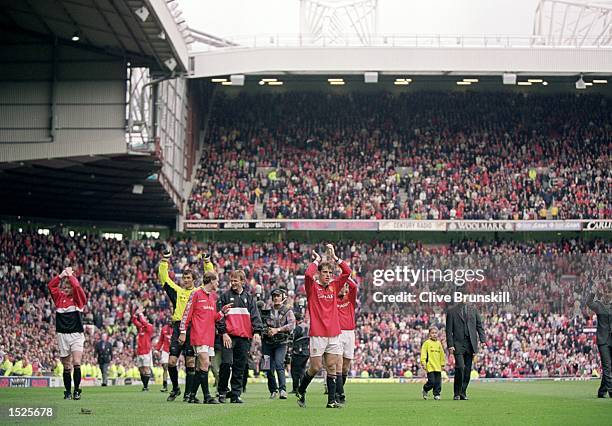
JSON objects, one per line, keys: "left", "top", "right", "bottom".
{"left": 0, "top": 381, "right": 609, "bottom": 425}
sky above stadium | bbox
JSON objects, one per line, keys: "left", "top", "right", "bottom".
{"left": 179, "top": 0, "right": 540, "bottom": 38}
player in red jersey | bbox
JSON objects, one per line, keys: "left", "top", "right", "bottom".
{"left": 335, "top": 276, "right": 358, "bottom": 405}
{"left": 296, "top": 244, "right": 351, "bottom": 408}
{"left": 48, "top": 266, "right": 87, "bottom": 400}
{"left": 179, "top": 271, "right": 232, "bottom": 404}
{"left": 155, "top": 323, "right": 173, "bottom": 392}
{"left": 132, "top": 307, "right": 155, "bottom": 391}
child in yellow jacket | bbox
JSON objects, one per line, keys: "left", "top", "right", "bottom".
{"left": 421, "top": 326, "right": 446, "bottom": 400}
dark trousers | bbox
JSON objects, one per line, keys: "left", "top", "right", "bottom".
{"left": 218, "top": 336, "right": 250, "bottom": 399}
{"left": 454, "top": 351, "right": 473, "bottom": 397}
{"left": 598, "top": 343, "right": 612, "bottom": 396}
{"left": 100, "top": 363, "right": 109, "bottom": 385}
{"left": 291, "top": 354, "right": 309, "bottom": 392}
{"left": 263, "top": 342, "right": 288, "bottom": 393}
{"left": 424, "top": 372, "right": 442, "bottom": 396}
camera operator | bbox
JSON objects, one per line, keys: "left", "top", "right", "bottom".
{"left": 262, "top": 288, "right": 296, "bottom": 399}
{"left": 289, "top": 312, "right": 309, "bottom": 394}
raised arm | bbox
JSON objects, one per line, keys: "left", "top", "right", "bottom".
{"left": 132, "top": 312, "right": 142, "bottom": 329}
{"left": 304, "top": 261, "right": 318, "bottom": 292}
{"left": 48, "top": 275, "right": 61, "bottom": 302}
{"left": 158, "top": 261, "right": 181, "bottom": 293}
{"left": 68, "top": 275, "right": 87, "bottom": 308}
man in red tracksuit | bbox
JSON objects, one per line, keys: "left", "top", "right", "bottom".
{"left": 180, "top": 271, "right": 231, "bottom": 404}
{"left": 216, "top": 270, "right": 264, "bottom": 403}
{"left": 155, "top": 323, "right": 173, "bottom": 392}
{"left": 296, "top": 244, "right": 351, "bottom": 409}
{"left": 48, "top": 266, "right": 87, "bottom": 400}
{"left": 132, "top": 308, "right": 154, "bottom": 391}
{"left": 335, "top": 276, "right": 358, "bottom": 405}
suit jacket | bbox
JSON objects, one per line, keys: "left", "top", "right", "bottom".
{"left": 445, "top": 304, "right": 486, "bottom": 354}
{"left": 587, "top": 293, "right": 612, "bottom": 346}
{"left": 95, "top": 340, "right": 113, "bottom": 364}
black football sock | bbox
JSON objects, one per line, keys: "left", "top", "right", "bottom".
{"left": 191, "top": 370, "right": 201, "bottom": 399}
{"left": 63, "top": 371, "right": 72, "bottom": 392}
{"left": 335, "top": 374, "right": 344, "bottom": 398}
{"left": 142, "top": 373, "right": 150, "bottom": 389}
{"left": 168, "top": 365, "right": 179, "bottom": 390}
{"left": 199, "top": 370, "right": 211, "bottom": 398}
{"left": 342, "top": 374, "right": 347, "bottom": 386}
{"left": 298, "top": 371, "right": 314, "bottom": 394}
{"left": 326, "top": 375, "right": 337, "bottom": 404}
{"left": 163, "top": 380, "right": 167, "bottom": 388}
{"left": 186, "top": 367, "right": 196, "bottom": 396}
{"left": 73, "top": 366, "right": 81, "bottom": 391}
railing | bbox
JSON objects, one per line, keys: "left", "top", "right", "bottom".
{"left": 190, "top": 33, "right": 612, "bottom": 51}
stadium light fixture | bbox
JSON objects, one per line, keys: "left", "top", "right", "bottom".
{"left": 364, "top": 72, "right": 378, "bottom": 83}
{"left": 502, "top": 73, "right": 517, "bottom": 85}
{"left": 328, "top": 78, "right": 344, "bottom": 82}
{"left": 230, "top": 74, "right": 245, "bottom": 86}
{"left": 164, "top": 58, "right": 177, "bottom": 71}
{"left": 575, "top": 75, "right": 586, "bottom": 89}
{"left": 221, "top": 81, "right": 233, "bottom": 86}
{"left": 268, "top": 81, "right": 284, "bottom": 86}
{"left": 463, "top": 78, "right": 479, "bottom": 83}
{"left": 211, "top": 78, "right": 227, "bottom": 83}
{"left": 258, "top": 81, "right": 265, "bottom": 85}
{"left": 517, "top": 81, "right": 532, "bottom": 86}
{"left": 592, "top": 79, "right": 607, "bottom": 84}
{"left": 394, "top": 81, "right": 409, "bottom": 85}
{"left": 527, "top": 79, "right": 543, "bottom": 83}
{"left": 329, "top": 81, "right": 345, "bottom": 85}
{"left": 542, "top": 81, "right": 549, "bottom": 86}
{"left": 456, "top": 81, "right": 471, "bottom": 85}
{"left": 585, "top": 82, "right": 593, "bottom": 86}
{"left": 261, "top": 78, "right": 278, "bottom": 82}
{"left": 71, "top": 31, "right": 80, "bottom": 42}
{"left": 134, "top": 6, "right": 150, "bottom": 22}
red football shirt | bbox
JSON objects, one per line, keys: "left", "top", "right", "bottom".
{"left": 133, "top": 314, "right": 154, "bottom": 355}
{"left": 305, "top": 260, "right": 351, "bottom": 337}
{"left": 180, "top": 287, "right": 222, "bottom": 347}
{"left": 337, "top": 277, "right": 358, "bottom": 331}
{"left": 155, "top": 324, "right": 172, "bottom": 352}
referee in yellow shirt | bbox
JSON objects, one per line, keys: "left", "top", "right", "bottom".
{"left": 158, "top": 249, "right": 214, "bottom": 402}
{"left": 421, "top": 327, "right": 446, "bottom": 400}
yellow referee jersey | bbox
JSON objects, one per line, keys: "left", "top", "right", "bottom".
{"left": 158, "top": 260, "right": 214, "bottom": 322}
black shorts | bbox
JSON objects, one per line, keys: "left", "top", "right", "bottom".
{"left": 170, "top": 322, "right": 194, "bottom": 358}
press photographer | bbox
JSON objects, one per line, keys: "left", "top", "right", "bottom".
{"left": 260, "top": 288, "right": 296, "bottom": 399}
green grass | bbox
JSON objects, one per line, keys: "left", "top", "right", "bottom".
{"left": 0, "top": 381, "right": 609, "bottom": 425}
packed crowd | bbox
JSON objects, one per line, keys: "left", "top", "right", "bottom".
{"left": 1, "top": 229, "right": 609, "bottom": 380}
{"left": 188, "top": 92, "right": 611, "bottom": 220}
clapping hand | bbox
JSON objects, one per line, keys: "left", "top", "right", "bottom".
{"left": 326, "top": 244, "right": 338, "bottom": 261}
{"left": 311, "top": 251, "right": 322, "bottom": 263}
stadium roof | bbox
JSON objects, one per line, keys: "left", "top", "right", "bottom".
{"left": 0, "top": 153, "right": 177, "bottom": 226}
{"left": 0, "top": 0, "right": 189, "bottom": 74}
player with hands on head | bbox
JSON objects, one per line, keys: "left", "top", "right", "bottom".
{"left": 296, "top": 243, "right": 352, "bottom": 409}
{"left": 48, "top": 266, "right": 87, "bottom": 400}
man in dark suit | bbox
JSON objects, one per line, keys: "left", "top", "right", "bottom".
{"left": 445, "top": 302, "right": 486, "bottom": 400}
{"left": 95, "top": 333, "right": 113, "bottom": 386}
{"left": 586, "top": 286, "right": 612, "bottom": 398}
